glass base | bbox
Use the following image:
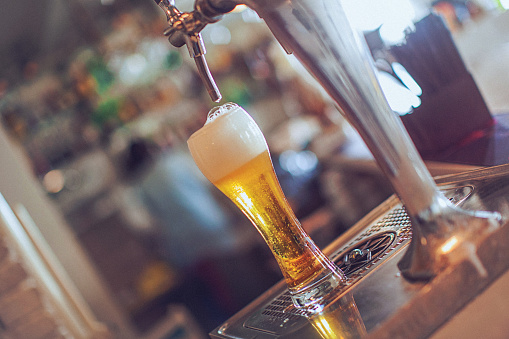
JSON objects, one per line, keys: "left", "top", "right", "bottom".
{"left": 289, "top": 266, "right": 348, "bottom": 311}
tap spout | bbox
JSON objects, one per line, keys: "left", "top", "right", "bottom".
{"left": 154, "top": 0, "right": 232, "bottom": 102}
{"left": 187, "top": 34, "right": 222, "bottom": 102}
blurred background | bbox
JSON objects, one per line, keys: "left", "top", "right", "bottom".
{"left": 1, "top": 0, "right": 509, "bottom": 337}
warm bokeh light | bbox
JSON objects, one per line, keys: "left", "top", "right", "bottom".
{"left": 42, "top": 170, "right": 65, "bottom": 194}
{"left": 441, "top": 236, "right": 460, "bottom": 254}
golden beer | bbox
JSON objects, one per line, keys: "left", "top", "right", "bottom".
{"left": 188, "top": 103, "right": 346, "bottom": 306}
{"left": 308, "top": 293, "right": 367, "bottom": 339}
{"left": 215, "top": 150, "right": 330, "bottom": 289}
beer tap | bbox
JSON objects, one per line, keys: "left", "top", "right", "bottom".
{"left": 153, "top": 0, "right": 235, "bottom": 102}
{"left": 154, "top": 0, "right": 502, "bottom": 282}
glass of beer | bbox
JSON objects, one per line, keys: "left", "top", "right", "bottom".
{"left": 187, "top": 102, "right": 346, "bottom": 309}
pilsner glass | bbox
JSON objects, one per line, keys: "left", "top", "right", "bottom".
{"left": 188, "top": 102, "right": 347, "bottom": 309}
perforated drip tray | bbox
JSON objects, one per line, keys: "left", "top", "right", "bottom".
{"left": 242, "top": 230, "right": 400, "bottom": 335}
{"left": 242, "top": 215, "right": 409, "bottom": 335}
{"left": 242, "top": 188, "right": 467, "bottom": 335}
{"left": 211, "top": 165, "right": 509, "bottom": 339}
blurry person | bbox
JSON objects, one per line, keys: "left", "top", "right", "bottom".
{"left": 121, "top": 137, "right": 244, "bottom": 329}
{"left": 122, "top": 138, "right": 237, "bottom": 270}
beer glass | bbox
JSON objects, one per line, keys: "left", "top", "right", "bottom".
{"left": 188, "top": 102, "right": 346, "bottom": 309}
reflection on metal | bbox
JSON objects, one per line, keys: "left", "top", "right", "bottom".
{"left": 307, "top": 292, "right": 367, "bottom": 339}
{"left": 241, "top": 231, "right": 398, "bottom": 335}
{"left": 336, "top": 232, "right": 396, "bottom": 276}
{"left": 211, "top": 164, "right": 509, "bottom": 338}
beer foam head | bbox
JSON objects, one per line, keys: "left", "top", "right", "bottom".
{"left": 204, "top": 102, "right": 236, "bottom": 125}
{"left": 188, "top": 103, "right": 268, "bottom": 183}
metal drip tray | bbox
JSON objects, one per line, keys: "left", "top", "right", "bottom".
{"left": 243, "top": 190, "right": 464, "bottom": 335}
{"left": 242, "top": 231, "right": 398, "bottom": 335}
{"left": 211, "top": 164, "right": 509, "bottom": 339}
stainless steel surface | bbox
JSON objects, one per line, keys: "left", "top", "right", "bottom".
{"left": 210, "top": 164, "right": 509, "bottom": 338}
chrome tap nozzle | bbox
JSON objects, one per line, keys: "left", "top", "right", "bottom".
{"left": 155, "top": 0, "right": 232, "bottom": 102}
